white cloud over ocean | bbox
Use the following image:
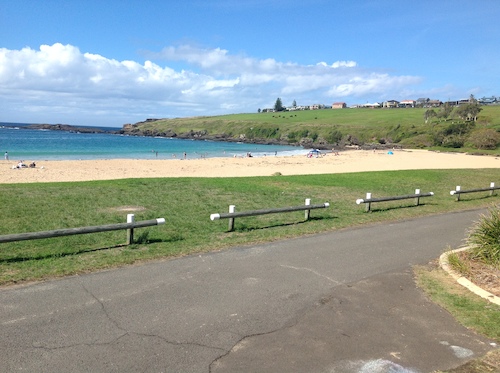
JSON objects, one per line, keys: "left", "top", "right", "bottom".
{"left": 0, "top": 43, "right": 423, "bottom": 126}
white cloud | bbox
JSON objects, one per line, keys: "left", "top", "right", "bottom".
{"left": 317, "top": 61, "right": 357, "bottom": 68}
{"left": 0, "top": 43, "right": 423, "bottom": 126}
{"left": 327, "top": 74, "right": 421, "bottom": 98}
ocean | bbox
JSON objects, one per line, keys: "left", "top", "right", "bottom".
{"left": 0, "top": 123, "right": 306, "bottom": 161}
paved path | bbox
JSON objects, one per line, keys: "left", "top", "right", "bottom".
{"left": 1, "top": 209, "right": 496, "bottom": 372}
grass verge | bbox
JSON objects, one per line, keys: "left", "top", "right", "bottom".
{"left": 1, "top": 168, "right": 500, "bottom": 285}
{"left": 415, "top": 263, "right": 500, "bottom": 372}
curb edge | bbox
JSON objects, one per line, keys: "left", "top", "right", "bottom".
{"left": 439, "top": 246, "right": 500, "bottom": 306}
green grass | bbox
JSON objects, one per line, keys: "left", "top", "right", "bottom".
{"left": 416, "top": 265, "right": 500, "bottom": 341}
{"left": 1, "top": 168, "right": 500, "bottom": 285}
{"left": 447, "top": 251, "right": 472, "bottom": 277}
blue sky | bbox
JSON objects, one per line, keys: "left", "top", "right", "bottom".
{"left": 1, "top": 0, "right": 499, "bottom": 127}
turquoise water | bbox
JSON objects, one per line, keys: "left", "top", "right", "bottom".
{"left": 0, "top": 123, "right": 305, "bottom": 161}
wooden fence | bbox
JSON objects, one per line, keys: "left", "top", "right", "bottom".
{"left": 356, "top": 189, "right": 434, "bottom": 212}
{"left": 0, "top": 214, "right": 165, "bottom": 245}
{"left": 210, "top": 199, "right": 330, "bottom": 231}
{"left": 450, "top": 182, "right": 500, "bottom": 201}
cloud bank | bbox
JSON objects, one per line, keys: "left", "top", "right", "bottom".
{"left": 0, "top": 43, "right": 422, "bottom": 126}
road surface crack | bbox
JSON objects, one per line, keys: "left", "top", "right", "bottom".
{"left": 280, "top": 264, "right": 341, "bottom": 284}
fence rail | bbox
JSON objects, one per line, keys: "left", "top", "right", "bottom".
{"left": 450, "top": 182, "right": 499, "bottom": 201}
{"left": 356, "top": 189, "right": 434, "bottom": 212}
{"left": 210, "top": 199, "right": 330, "bottom": 231}
{"left": 0, "top": 214, "right": 165, "bottom": 245}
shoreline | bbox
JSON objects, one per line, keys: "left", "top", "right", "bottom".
{"left": 1, "top": 149, "right": 499, "bottom": 184}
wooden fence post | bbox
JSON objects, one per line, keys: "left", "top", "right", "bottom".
{"left": 228, "top": 205, "right": 236, "bottom": 232}
{"left": 365, "top": 193, "right": 372, "bottom": 212}
{"left": 455, "top": 186, "right": 461, "bottom": 201}
{"left": 414, "top": 189, "right": 421, "bottom": 206}
{"left": 305, "top": 198, "right": 311, "bottom": 220}
{"left": 127, "top": 214, "right": 135, "bottom": 245}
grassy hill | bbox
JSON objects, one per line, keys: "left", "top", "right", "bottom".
{"left": 120, "top": 106, "right": 500, "bottom": 153}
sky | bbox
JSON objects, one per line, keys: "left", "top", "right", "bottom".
{"left": 1, "top": 0, "right": 499, "bottom": 128}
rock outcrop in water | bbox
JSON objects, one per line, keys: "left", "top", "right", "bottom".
{"left": 26, "top": 123, "right": 111, "bottom": 134}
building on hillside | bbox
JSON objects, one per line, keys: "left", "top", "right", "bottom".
{"left": 286, "top": 105, "right": 307, "bottom": 111}
{"left": 479, "top": 96, "right": 498, "bottom": 105}
{"left": 399, "top": 100, "right": 416, "bottom": 108}
{"left": 363, "top": 102, "right": 381, "bottom": 108}
{"left": 383, "top": 100, "right": 399, "bottom": 108}
{"left": 416, "top": 98, "right": 430, "bottom": 106}
{"left": 332, "top": 102, "right": 346, "bottom": 109}
{"left": 416, "top": 98, "right": 443, "bottom": 107}
{"left": 309, "top": 104, "right": 320, "bottom": 110}
{"left": 427, "top": 100, "right": 442, "bottom": 107}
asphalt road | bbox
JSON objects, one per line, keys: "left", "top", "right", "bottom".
{"left": 1, "top": 209, "right": 496, "bottom": 373}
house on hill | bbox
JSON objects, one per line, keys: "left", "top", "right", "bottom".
{"left": 399, "top": 100, "right": 416, "bottom": 108}
{"left": 427, "top": 99, "right": 442, "bottom": 107}
{"left": 416, "top": 98, "right": 429, "bottom": 106}
{"left": 363, "top": 102, "right": 381, "bottom": 108}
{"left": 332, "top": 102, "right": 346, "bottom": 109}
{"left": 479, "top": 96, "right": 498, "bottom": 105}
{"left": 383, "top": 100, "right": 399, "bottom": 108}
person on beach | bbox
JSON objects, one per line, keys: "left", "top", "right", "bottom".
{"left": 4, "top": 151, "right": 8, "bottom": 160}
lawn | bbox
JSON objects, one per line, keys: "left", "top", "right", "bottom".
{"left": 1, "top": 168, "right": 500, "bottom": 285}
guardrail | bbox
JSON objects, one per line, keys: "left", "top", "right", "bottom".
{"left": 356, "top": 189, "right": 434, "bottom": 212}
{"left": 0, "top": 214, "right": 165, "bottom": 245}
{"left": 210, "top": 199, "right": 330, "bottom": 231}
{"left": 450, "top": 182, "right": 499, "bottom": 201}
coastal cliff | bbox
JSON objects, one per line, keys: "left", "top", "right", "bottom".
{"left": 117, "top": 119, "right": 299, "bottom": 147}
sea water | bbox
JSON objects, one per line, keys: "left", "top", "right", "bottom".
{"left": 0, "top": 123, "right": 306, "bottom": 161}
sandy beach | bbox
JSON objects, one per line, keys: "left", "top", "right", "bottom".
{"left": 1, "top": 149, "right": 499, "bottom": 184}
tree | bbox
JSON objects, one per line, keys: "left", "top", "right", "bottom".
{"left": 455, "top": 96, "right": 482, "bottom": 121}
{"left": 292, "top": 99, "right": 297, "bottom": 107}
{"left": 257, "top": 108, "right": 261, "bottom": 113}
{"left": 274, "top": 97, "right": 284, "bottom": 112}
{"left": 437, "top": 102, "right": 453, "bottom": 120}
{"left": 467, "top": 128, "right": 500, "bottom": 149}
{"left": 424, "top": 109, "right": 437, "bottom": 124}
